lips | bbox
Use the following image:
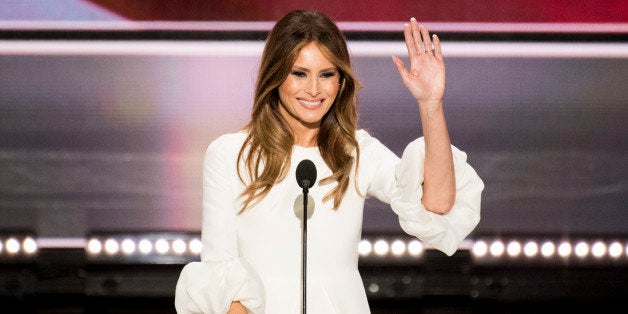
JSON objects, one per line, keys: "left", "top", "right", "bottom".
{"left": 298, "top": 98, "right": 323, "bottom": 109}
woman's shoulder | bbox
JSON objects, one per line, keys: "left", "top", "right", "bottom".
{"left": 206, "top": 130, "right": 248, "bottom": 155}
{"left": 355, "top": 129, "right": 372, "bottom": 143}
{"left": 355, "top": 128, "right": 385, "bottom": 149}
{"left": 355, "top": 129, "right": 426, "bottom": 150}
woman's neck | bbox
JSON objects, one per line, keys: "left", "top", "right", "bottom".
{"left": 292, "top": 127, "right": 319, "bottom": 148}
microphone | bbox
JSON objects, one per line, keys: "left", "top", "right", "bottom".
{"left": 295, "top": 159, "right": 316, "bottom": 314}
{"left": 296, "top": 159, "right": 317, "bottom": 193}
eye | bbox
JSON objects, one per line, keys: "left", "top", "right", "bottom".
{"left": 291, "top": 71, "right": 306, "bottom": 78}
{"left": 320, "top": 71, "right": 337, "bottom": 79}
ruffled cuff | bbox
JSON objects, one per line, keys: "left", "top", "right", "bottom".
{"left": 175, "top": 258, "right": 265, "bottom": 314}
{"left": 390, "top": 138, "right": 484, "bottom": 256}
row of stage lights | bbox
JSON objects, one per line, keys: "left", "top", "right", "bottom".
{"left": 359, "top": 238, "right": 425, "bottom": 257}
{"left": 471, "top": 237, "right": 628, "bottom": 264}
{"left": 83, "top": 234, "right": 628, "bottom": 265}
{"left": 87, "top": 237, "right": 202, "bottom": 256}
{"left": 0, "top": 236, "right": 38, "bottom": 261}
{"left": 82, "top": 235, "right": 429, "bottom": 262}
{"left": 2, "top": 233, "right": 628, "bottom": 265}
{"left": 85, "top": 233, "right": 200, "bottom": 264}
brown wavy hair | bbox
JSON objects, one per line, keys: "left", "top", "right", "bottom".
{"left": 237, "top": 10, "right": 362, "bottom": 211}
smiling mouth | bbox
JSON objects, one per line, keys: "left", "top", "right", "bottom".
{"left": 298, "top": 99, "right": 323, "bottom": 108}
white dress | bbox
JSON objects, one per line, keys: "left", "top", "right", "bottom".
{"left": 175, "top": 129, "right": 484, "bottom": 314}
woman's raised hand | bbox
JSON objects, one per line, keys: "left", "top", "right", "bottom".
{"left": 392, "top": 18, "right": 446, "bottom": 111}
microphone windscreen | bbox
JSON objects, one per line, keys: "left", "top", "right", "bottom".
{"left": 293, "top": 194, "right": 315, "bottom": 221}
{"left": 296, "top": 159, "right": 317, "bottom": 188}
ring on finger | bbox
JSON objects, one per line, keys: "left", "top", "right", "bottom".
{"left": 425, "top": 49, "right": 434, "bottom": 54}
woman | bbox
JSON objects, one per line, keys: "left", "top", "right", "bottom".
{"left": 175, "top": 10, "right": 483, "bottom": 314}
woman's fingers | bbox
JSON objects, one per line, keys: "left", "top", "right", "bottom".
{"left": 420, "top": 25, "right": 433, "bottom": 53}
{"left": 410, "top": 18, "right": 424, "bottom": 54}
{"left": 403, "top": 23, "right": 417, "bottom": 59}
{"left": 392, "top": 56, "right": 409, "bottom": 83}
{"left": 404, "top": 18, "right": 439, "bottom": 64}
{"left": 433, "top": 34, "right": 442, "bottom": 58}
{"left": 392, "top": 56, "right": 404, "bottom": 72}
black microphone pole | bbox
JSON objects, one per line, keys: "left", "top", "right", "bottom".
{"left": 302, "top": 181, "right": 309, "bottom": 314}
{"left": 296, "top": 160, "right": 316, "bottom": 314}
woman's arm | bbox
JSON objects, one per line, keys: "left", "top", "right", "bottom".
{"left": 175, "top": 134, "right": 264, "bottom": 313}
{"left": 392, "top": 17, "right": 455, "bottom": 214}
{"left": 228, "top": 301, "right": 248, "bottom": 314}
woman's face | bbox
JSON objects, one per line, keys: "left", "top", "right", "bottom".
{"left": 278, "top": 41, "right": 340, "bottom": 132}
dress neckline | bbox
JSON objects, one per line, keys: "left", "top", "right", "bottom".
{"left": 292, "top": 145, "right": 319, "bottom": 156}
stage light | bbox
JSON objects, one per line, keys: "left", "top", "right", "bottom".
{"left": 407, "top": 240, "right": 423, "bottom": 256}
{"left": 154, "top": 239, "right": 169, "bottom": 255}
{"left": 506, "top": 240, "right": 521, "bottom": 257}
{"left": 6, "top": 238, "right": 20, "bottom": 255}
{"left": 608, "top": 241, "right": 622, "bottom": 258}
{"left": 558, "top": 241, "right": 572, "bottom": 257}
{"left": 172, "top": 239, "right": 187, "bottom": 255}
{"left": 104, "top": 238, "right": 119, "bottom": 255}
{"left": 489, "top": 240, "right": 504, "bottom": 257}
{"left": 391, "top": 240, "right": 406, "bottom": 256}
{"left": 121, "top": 239, "right": 136, "bottom": 255}
{"left": 358, "top": 239, "right": 372, "bottom": 256}
{"left": 138, "top": 239, "right": 152, "bottom": 254}
{"left": 523, "top": 241, "right": 538, "bottom": 257}
{"left": 373, "top": 239, "right": 389, "bottom": 256}
{"left": 591, "top": 241, "right": 606, "bottom": 258}
{"left": 87, "top": 239, "right": 102, "bottom": 254}
{"left": 22, "top": 237, "right": 38, "bottom": 254}
{"left": 574, "top": 241, "right": 589, "bottom": 258}
{"left": 189, "top": 238, "right": 202, "bottom": 255}
{"left": 472, "top": 240, "right": 488, "bottom": 257}
{"left": 540, "top": 241, "right": 555, "bottom": 257}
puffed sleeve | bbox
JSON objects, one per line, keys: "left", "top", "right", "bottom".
{"left": 390, "top": 137, "right": 484, "bottom": 256}
{"left": 175, "top": 134, "right": 265, "bottom": 313}
{"left": 175, "top": 258, "right": 265, "bottom": 313}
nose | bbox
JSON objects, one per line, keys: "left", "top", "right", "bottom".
{"left": 305, "top": 77, "right": 320, "bottom": 96}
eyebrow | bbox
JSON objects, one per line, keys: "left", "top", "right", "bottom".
{"left": 292, "top": 65, "right": 338, "bottom": 72}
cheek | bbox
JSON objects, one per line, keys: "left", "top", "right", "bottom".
{"left": 278, "top": 78, "right": 300, "bottom": 98}
{"left": 325, "top": 83, "right": 340, "bottom": 100}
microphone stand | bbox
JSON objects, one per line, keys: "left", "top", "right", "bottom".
{"left": 296, "top": 159, "right": 315, "bottom": 314}
{"left": 301, "top": 182, "right": 309, "bottom": 314}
